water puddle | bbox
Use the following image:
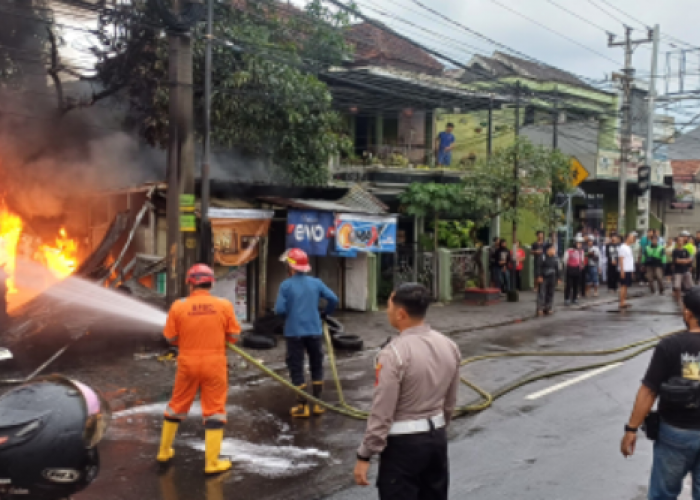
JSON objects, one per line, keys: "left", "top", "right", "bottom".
{"left": 187, "top": 438, "right": 332, "bottom": 478}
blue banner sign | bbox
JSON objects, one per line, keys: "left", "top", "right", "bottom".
{"left": 335, "top": 214, "right": 397, "bottom": 255}
{"left": 286, "top": 210, "right": 335, "bottom": 256}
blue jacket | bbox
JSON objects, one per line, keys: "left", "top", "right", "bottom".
{"left": 274, "top": 274, "right": 338, "bottom": 337}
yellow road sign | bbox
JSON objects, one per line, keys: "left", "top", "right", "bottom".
{"left": 571, "top": 157, "right": 589, "bottom": 187}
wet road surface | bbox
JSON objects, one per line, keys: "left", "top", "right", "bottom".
{"left": 72, "top": 294, "right": 690, "bottom": 500}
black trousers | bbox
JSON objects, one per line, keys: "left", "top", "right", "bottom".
{"left": 285, "top": 336, "right": 324, "bottom": 387}
{"left": 607, "top": 265, "right": 619, "bottom": 291}
{"left": 378, "top": 428, "right": 449, "bottom": 500}
{"left": 565, "top": 268, "right": 581, "bottom": 301}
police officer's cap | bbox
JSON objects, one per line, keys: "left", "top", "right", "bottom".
{"left": 683, "top": 286, "right": 700, "bottom": 318}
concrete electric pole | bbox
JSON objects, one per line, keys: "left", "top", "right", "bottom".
{"left": 608, "top": 26, "right": 654, "bottom": 235}
{"left": 641, "top": 25, "right": 660, "bottom": 233}
{"left": 157, "top": 0, "right": 204, "bottom": 305}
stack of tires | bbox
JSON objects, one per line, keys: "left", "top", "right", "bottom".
{"left": 240, "top": 312, "right": 363, "bottom": 352}
{"left": 325, "top": 317, "right": 363, "bottom": 352}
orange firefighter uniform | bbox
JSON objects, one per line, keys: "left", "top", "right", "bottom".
{"left": 163, "top": 289, "right": 240, "bottom": 423}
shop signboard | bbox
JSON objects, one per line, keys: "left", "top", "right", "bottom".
{"left": 209, "top": 209, "right": 274, "bottom": 267}
{"left": 335, "top": 214, "right": 397, "bottom": 255}
{"left": 596, "top": 150, "right": 671, "bottom": 186}
{"left": 670, "top": 182, "right": 695, "bottom": 210}
{"left": 286, "top": 210, "right": 335, "bottom": 256}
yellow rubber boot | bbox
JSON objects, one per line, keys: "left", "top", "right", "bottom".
{"left": 312, "top": 381, "right": 325, "bottom": 416}
{"left": 157, "top": 420, "right": 179, "bottom": 463}
{"left": 204, "top": 429, "right": 232, "bottom": 475}
{"left": 290, "top": 384, "right": 310, "bottom": 418}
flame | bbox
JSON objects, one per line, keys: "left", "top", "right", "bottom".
{"left": 0, "top": 204, "right": 22, "bottom": 294}
{"left": 0, "top": 203, "right": 79, "bottom": 306}
{"left": 37, "top": 227, "right": 78, "bottom": 279}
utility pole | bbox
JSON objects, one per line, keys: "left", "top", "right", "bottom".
{"left": 552, "top": 87, "right": 558, "bottom": 150}
{"left": 642, "top": 25, "right": 660, "bottom": 234}
{"left": 509, "top": 82, "right": 521, "bottom": 301}
{"left": 200, "top": 0, "right": 213, "bottom": 265}
{"left": 488, "top": 95, "right": 500, "bottom": 244}
{"left": 161, "top": 0, "right": 203, "bottom": 306}
{"left": 165, "top": 12, "right": 182, "bottom": 307}
{"left": 609, "top": 26, "right": 654, "bottom": 235}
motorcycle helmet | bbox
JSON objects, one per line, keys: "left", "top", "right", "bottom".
{"left": 0, "top": 376, "right": 111, "bottom": 499}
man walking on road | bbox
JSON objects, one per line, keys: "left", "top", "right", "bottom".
{"left": 354, "top": 283, "right": 461, "bottom": 500}
{"left": 644, "top": 234, "right": 666, "bottom": 295}
{"left": 537, "top": 244, "right": 560, "bottom": 316}
{"left": 618, "top": 232, "right": 636, "bottom": 309}
{"left": 157, "top": 264, "right": 241, "bottom": 474}
{"left": 621, "top": 286, "right": 700, "bottom": 499}
{"left": 275, "top": 248, "right": 338, "bottom": 418}
{"left": 531, "top": 231, "right": 546, "bottom": 282}
{"left": 672, "top": 236, "right": 693, "bottom": 304}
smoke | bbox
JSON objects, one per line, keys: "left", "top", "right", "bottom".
{"left": 0, "top": 85, "right": 166, "bottom": 221}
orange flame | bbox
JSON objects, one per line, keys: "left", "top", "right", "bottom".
{"left": 0, "top": 204, "right": 22, "bottom": 294}
{"left": 38, "top": 227, "right": 78, "bottom": 279}
{"left": 0, "top": 203, "right": 79, "bottom": 304}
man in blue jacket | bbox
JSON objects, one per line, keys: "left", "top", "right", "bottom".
{"left": 275, "top": 248, "right": 339, "bottom": 418}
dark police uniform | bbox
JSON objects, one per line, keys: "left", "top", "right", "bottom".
{"left": 357, "top": 324, "right": 461, "bottom": 500}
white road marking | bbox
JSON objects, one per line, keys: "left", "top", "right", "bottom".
{"left": 525, "top": 363, "right": 623, "bottom": 400}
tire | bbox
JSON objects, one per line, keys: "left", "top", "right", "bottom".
{"left": 241, "top": 333, "right": 277, "bottom": 350}
{"left": 325, "top": 316, "right": 344, "bottom": 334}
{"left": 331, "top": 334, "right": 363, "bottom": 352}
{"left": 253, "top": 314, "right": 285, "bottom": 337}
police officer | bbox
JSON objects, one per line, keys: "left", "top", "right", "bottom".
{"left": 354, "top": 283, "right": 461, "bottom": 500}
{"left": 157, "top": 264, "right": 241, "bottom": 475}
{"left": 275, "top": 248, "right": 338, "bottom": 418}
{"left": 621, "top": 286, "right": 700, "bottom": 498}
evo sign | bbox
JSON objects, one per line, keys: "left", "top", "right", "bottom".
{"left": 286, "top": 210, "right": 335, "bottom": 256}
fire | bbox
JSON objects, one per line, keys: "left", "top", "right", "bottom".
{"left": 37, "top": 227, "right": 79, "bottom": 279}
{"left": 0, "top": 203, "right": 79, "bottom": 302}
{"left": 0, "top": 204, "right": 22, "bottom": 294}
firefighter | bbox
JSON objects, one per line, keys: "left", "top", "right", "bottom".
{"left": 275, "top": 248, "right": 338, "bottom": 418}
{"left": 157, "top": 264, "right": 241, "bottom": 474}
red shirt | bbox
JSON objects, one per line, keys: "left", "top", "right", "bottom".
{"left": 512, "top": 248, "right": 526, "bottom": 271}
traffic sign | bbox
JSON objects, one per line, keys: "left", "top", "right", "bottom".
{"left": 570, "top": 157, "right": 590, "bottom": 187}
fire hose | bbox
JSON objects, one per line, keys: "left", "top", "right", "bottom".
{"left": 226, "top": 323, "right": 681, "bottom": 421}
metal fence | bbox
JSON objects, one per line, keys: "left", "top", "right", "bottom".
{"left": 394, "top": 246, "right": 436, "bottom": 297}
{"left": 449, "top": 249, "right": 479, "bottom": 295}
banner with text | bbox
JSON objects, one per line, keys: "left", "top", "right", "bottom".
{"left": 335, "top": 214, "right": 397, "bottom": 255}
{"left": 210, "top": 209, "right": 274, "bottom": 267}
{"left": 286, "top": 210, "right": 335, "bottom": 256}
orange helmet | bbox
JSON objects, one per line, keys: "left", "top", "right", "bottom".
{"left": 286, "top": 248, "right": 311, "bottom": 272}
{"left": 186, "top": 264, "right": 215, "bottom": 285}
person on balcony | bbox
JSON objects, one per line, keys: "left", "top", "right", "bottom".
{"left": 435, "top": 123, "right": 455, "bottom": 167}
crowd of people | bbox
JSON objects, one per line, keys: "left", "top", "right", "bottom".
{"left": 489, "top": 228, "right": 700, "bottom": 316}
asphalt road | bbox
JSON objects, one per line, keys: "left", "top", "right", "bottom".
{"left": 74, "top": 294, "right": 690, "bottom": 500}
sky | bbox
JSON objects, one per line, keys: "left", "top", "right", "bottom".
{"left": 55, "top": 0, "right": 700, "bottom": 124}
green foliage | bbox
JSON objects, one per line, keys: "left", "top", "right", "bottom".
{"left": 438, "top": 220, "right": 474, "bottom": 248}
{"left": 400, "top": 138, "right": 574, "bottom": 238}
{"left": 92, "top": 0, "right": 354, "bottom": 185}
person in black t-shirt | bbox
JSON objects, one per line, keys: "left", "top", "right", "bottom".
{"left": 672, "top": 236, "right": 694, "bottom": 303}
{"left": 488, "top": 237, "right": 500, "bottom": 290}
{"left": 531, "top": 231, "right": 545, "bottom": 281}
{"left": 497, "top": 239, "right": 511, "bottom": 294}
{"left": 606, "top": 234, "right": 620, "bottom": 292}
{"left": 621, "top": 287, "right": 700, "bottom": 498}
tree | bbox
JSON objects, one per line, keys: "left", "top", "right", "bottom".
{"left": 400, "top": 137, "right": 574, "bottom": 286}
{"left": 90, "top": 0, "right": 354, "bottom": 185}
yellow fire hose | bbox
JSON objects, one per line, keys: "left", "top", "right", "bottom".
{"left": 226, "top": 324, "right": 682, "bottom": 421}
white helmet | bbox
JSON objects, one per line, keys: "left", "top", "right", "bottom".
{"left": 575, "top": 236, "right": 584, "bottom": 243}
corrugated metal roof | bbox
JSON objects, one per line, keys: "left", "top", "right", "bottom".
{"left": 259, "top": 184, "right": 388, "bottom": 214}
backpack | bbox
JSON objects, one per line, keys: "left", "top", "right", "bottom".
{"left": 566, "top": 249, "right": 582, "bottom": 268}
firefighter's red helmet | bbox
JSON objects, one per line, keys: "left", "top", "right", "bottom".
{"left": 286, "top": 248, "right": 311, "bottom": 272}
{"left": 186, "top": 264, "right": 215, "bottom": 285}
